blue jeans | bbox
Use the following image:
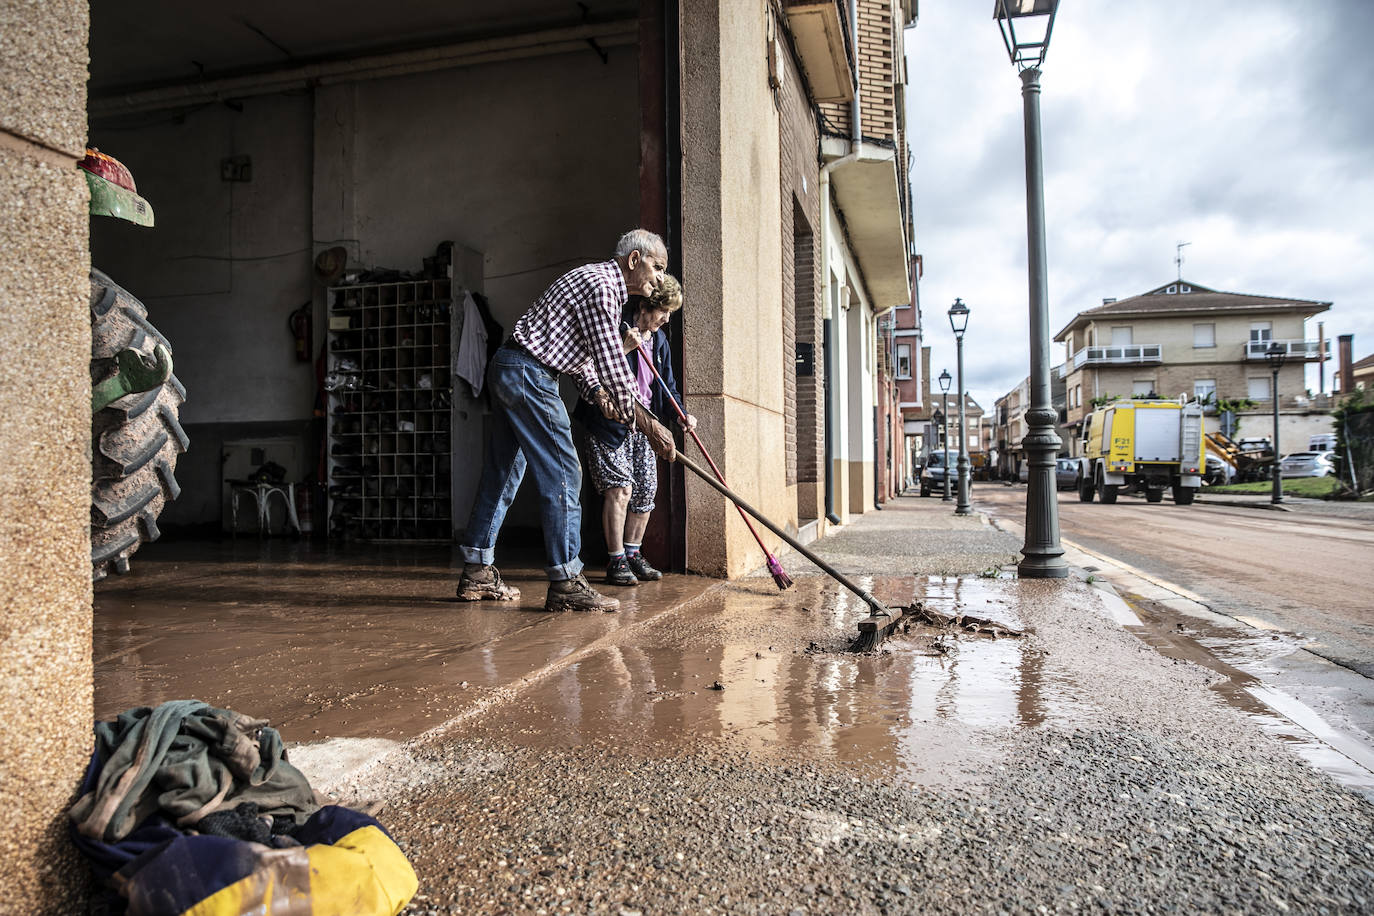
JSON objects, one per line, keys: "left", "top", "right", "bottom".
{"left": 460, "top": 347, "right": 583, "bottom": 580}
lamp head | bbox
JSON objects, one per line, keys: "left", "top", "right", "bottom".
{"left": 994, "top": 0, "right": 1058, "bottom": 71}
{"left": 938, "top": 368, "right": 952, "bottom": 393}
{"left": 1265, "top": 342, "right": 1287, "bottom": 371}
{"left": 948, "top": 298, "right": 970, "bottom": 338}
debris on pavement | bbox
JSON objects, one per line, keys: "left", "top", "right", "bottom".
{"left": 69, "top": 700, "right": 418, "bottom": 916}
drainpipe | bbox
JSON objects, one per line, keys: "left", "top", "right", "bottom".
{"left": 819, "top": 0, "right": 862, "bottom": 527}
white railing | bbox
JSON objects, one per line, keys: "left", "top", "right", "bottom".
{"left": 1244, "top": 339, "right": 1329, "bottom": 360}
{"left": 1063, "top": 344, "right": 1162, "bottom": 374}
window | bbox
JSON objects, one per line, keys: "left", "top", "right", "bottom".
{"left": 1181, "top": 285, "right": 1192, "bottom": 293}
{"left": 1193, "top": 323, "right": 1215, "bottom": 348}
{"left": 1194, "top": 379, "right": 1216, "bottom": 401}
{"left": 1250, "top": 321, "right": 1272, "bottom": 343}
{"left": 969, "top": 434, "right": 979, "bottom": 449}
{"left": 896, "top": 343, "right": 912, "bottom": 379}
{"left": 1166, "top": 285, "right": 1177, "bottom": 294}
{"left": 1111, "top": 326, "right": 1134, "bottom": 346}
{"left": 1133, "top": 379, "right": 1155, "bottom": 396}
{"left": 1248, "top": 376, "right": 1272, "bottom": 400}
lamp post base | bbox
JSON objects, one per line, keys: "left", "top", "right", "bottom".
{"left": 1018, "top": 554, "right": 1070, "bottom": 578}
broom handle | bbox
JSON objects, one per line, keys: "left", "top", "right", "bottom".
{"left": 635, "top": 339, "right": 776, "bottom": 558}
{"left": 673, "top": 450, "right": 887, "bottom": 617}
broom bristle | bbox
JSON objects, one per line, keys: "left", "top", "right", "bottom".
{"left": 766, "top": 555, "right": 794, "bottom": 591}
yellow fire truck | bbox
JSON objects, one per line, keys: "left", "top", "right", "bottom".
{"left": 1077, "top": 398, "right": 1205, "bottom": 505}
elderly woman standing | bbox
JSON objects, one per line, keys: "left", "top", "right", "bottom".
{"left": 574, "top": 275, "right": 696, "bottom": 586}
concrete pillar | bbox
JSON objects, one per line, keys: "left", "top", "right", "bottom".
{"left": 0, "top": 0, "right": 94, "bottom": 909}
{"left": 679, "top": 0, "right": 790, "bottom": 577}
{"left": 1338, "top": 334, "right": 1354, "bottom": 395}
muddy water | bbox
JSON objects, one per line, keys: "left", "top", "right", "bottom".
{"left": 463, "top": 574, "right": 1100, "bottom": 788}
{"left": 93, "top": 541, "right": 721, "bottom": 741}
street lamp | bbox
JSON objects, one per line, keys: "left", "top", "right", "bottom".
{"left": 938, "top": 369, "right": 952, "bottom": 501}
{"left": 949, "top": 299, "right": 972, "bottom": 516}
{"left": 996, "top": 0, "right": 1067, "bottom": 578}
{"left": 1266, "top": 342, "right": 1287, "bottom": 505}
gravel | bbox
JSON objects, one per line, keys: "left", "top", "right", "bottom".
{"left": 335, "top": 498, "right": 1374, "bottom": 914}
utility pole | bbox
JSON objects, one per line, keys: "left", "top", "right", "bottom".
{"left": 1175, "top": 241, "right": 1191, "bottom": 281}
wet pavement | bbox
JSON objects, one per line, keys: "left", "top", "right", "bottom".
{"left": 91, "top": 494, "right": 1374, "bottom": 913}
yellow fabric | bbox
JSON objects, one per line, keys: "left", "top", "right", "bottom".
{"left": 181, "top": 826, "right": 417, "bottom": 916}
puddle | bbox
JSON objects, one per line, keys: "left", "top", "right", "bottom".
{"left": 471, "top": 574, "right": 1095, "bottom": 787}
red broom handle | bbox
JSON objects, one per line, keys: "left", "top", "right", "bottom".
{"left": 636, "top": 339, "right": 776, "bottom": 557}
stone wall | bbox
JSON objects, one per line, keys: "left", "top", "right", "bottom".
{"left": 0, "top": 0, "right": 93, "bottom": 909}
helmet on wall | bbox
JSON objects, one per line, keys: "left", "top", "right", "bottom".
{"left": 80, "top": 148, "right": 154, "bottom": 227}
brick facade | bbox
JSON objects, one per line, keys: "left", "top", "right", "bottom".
{"left": 776, "top": 3, "right": 823, "bottom": 515}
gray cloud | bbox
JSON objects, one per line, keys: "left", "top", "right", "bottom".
{"left": 907, "top": 1, "right": 1374, "bottom": 415}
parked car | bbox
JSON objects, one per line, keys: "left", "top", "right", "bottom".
{"left": 920, "top": 450, "right": 958, "bottom": 497}
{"left": 1055, "top": 457, "right": 1079, "bottom": 490}
{"left": 1279, "top": 451, "right": 1335, "bottom": 478}
{"left": 1308, "top": 434, "right": 1337, "bottom": 453}
{"left": 1204, "top": 454, "right": 1235, "bottom": 486}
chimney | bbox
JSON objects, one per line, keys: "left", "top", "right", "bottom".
{"left": 1339, "top": 334, "right": 1354, "bottom": 394}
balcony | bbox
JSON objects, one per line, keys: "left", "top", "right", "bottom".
{"left": 1244, "top": 339, "right": 1329, "bottom": 361}
{"left": 784, "top": 1, "right": 855, "bottom": 103}
{"left": 1058, "top": 344, "right": 1162, "bottom": 378}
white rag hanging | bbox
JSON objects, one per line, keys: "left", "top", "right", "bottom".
{"left": 455, "top": 290, "right": 490, "bottom": 397}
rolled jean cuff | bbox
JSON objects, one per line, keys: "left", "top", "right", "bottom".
{"left": 461, "top": 545, "right": 495, "bottom": 566}
{"left": 545, "top": 558, "right": 583, "bottom": 581}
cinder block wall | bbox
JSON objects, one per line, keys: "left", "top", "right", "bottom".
{"left": 0, "top": 0, "right": 94, "bottom": 909}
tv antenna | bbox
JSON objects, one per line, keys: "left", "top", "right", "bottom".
{"left": 1175, "top": 241, "right": 1191, "bottom": 281}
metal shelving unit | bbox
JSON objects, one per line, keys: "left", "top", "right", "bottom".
{"left": 325, "top": 278, "right": 456, "bottom": 540}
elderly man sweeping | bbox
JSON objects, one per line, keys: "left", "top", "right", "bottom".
{"left": 456, "top": 230, "right": 677, "bottom": 613}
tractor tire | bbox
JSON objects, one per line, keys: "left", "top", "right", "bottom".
{"left": 1172, "top": 485, "right": 1196, "bottom": 505}
{"left": 1077, "top": 474, "right": 1095, "bottom": 502}
{"left": 1145, "top": 488, "right": 1164, "bottom": 503}
{"left": 90, "top": 269, "right": 187, "bottom": 581}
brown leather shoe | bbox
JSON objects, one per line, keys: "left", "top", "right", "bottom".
{"left": 545, "top": 573, "right": 620, "bottom": 612}
{"left": 456, "top": 564, "right": 520, "bottom": 601}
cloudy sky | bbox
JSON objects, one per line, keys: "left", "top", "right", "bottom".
{"left": 905, "top": 0, "right": 1374, "bottom": 414}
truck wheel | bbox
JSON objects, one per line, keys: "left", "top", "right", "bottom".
{"left": 1097, "top": 469, "right": 1118, "bottom": 504}
{"left": 1145, "top": 488, "right": 1164, "bottom": 503}
{"left": 1172, "top": 485, "right": 1196, "bottom": 505}
{"left": 90, "top": 269, "right": 187, "bottom": 581}
{"left": 1077, "top": 474, "right": 1094, "bottom": 502}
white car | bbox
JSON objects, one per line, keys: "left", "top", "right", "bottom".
{"left": 1279, "top": 451, "right": 1335, "bottom": 478}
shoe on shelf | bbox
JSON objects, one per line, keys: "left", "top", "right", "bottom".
{"left": 604, "top": 556, "right": 638, "bottom": 587}
{"left": 546, "top": 574, "right": 620, "bottom": 612}
{"left": 625, "top": 553, "right": 662, "bottom": 581}
{"left": 456, "top": 564, "right": 520, "bottom": 602}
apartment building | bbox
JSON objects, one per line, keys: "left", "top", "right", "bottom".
{"left": 1055, "top": 280, "right": 1331, "bottom": 451}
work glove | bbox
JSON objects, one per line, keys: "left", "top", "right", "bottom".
{"left": 635, "top": 403, "right": 677, "bottom": 462}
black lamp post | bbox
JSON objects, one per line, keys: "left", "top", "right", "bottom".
{"left": 949, "top": 299, "right": 972, "bottom": 516}
{"left": 938, "top": 369, "right": 952, "bottom": 501}
{"left": 1266, "top": 342, "right": 1287, "bottom": 504}
{"left": 996, "top": 0, "right": 1067, "bottom": 577}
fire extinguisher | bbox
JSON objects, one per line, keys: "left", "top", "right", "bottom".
{"left": 288, "top": 303, "right": 313, "bottom": 363}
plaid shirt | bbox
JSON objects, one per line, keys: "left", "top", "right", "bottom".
{"left": 512, "top": 260, "right": 638, "bottom": 420}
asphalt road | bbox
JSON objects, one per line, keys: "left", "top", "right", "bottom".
{"left": 972, "top": 483, "right": 1374, "bottom": 678}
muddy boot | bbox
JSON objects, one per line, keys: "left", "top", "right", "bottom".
{"left": 604, "top": 555, "right": 638, "bottom": 587}
{"left": 456, "top": 563, "right": 520, "bottom": 602}
{"left": 625, "top": 553, "right": 662, "bottom": 581}
{"left": 545, "top": 573, "right": 620, "bottom": 613}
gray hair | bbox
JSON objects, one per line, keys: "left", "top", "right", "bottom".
{"left": 614, "top": 229, "right": 666, "bottom": 260}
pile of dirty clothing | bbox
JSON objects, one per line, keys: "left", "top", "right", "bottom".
{"left": 69, "top": 699, "right": 416, "bottom": 916}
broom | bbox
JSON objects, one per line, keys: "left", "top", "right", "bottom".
{"left": 634, "top": 337, "right": 794, "bottom": 590}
